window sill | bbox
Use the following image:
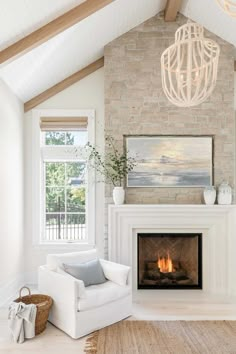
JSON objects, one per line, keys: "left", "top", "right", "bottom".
{"left": 32, "top": 242, "right": 95, "bottom": 250}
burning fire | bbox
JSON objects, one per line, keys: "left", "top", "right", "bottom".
{"left": 157, "top": 252, "right": 173, "bottom": 273}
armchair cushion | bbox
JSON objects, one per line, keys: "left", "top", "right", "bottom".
{"left": 100, "top": 259, "right": 130, "bottom": 286}
{"left": 78, "top": 281, "right": 131, "bottom": 311}
{"left": 63, "top": 259, "right": 106, "bottom": 287}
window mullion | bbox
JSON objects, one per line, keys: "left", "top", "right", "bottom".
{"left": 42, "top": 146, "right": 85, "bottom": 161}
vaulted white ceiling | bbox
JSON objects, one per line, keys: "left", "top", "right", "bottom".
{"left": 0, "top": 0, "right": 235, "bottom": 103}
{"left": 0, "top": 0, "right": 166, "bottom": 102}
{"left": 0, "top": 0, "right": 85, "bottom": 50}
{"left": 181, "top": 0, "right": 236, "bottom": 49}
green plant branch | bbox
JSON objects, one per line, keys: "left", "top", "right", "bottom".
{"left": 83, "top": 135, "right": 137, "bottom": 187}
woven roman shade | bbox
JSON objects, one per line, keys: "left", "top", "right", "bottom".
{"left": 40, "top": 117, "right": 88, "bottom": 131}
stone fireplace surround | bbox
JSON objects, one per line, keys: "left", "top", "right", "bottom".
{"left": 108, "top": 204, "right": 236, "bottom": 304}
{"left": 104, "top": 13, "right": 235, "bottom": 207}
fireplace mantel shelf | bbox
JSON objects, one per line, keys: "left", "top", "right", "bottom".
{"left": 109, "top": 204, "right": 236, "bottom": 209}
{"left": 108, "top": 204, "right": 236, "bottom": 216}
{"left": 108, "top": 204, "right": 236, "bottom": 217}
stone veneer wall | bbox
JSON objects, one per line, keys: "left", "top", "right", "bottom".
{"left": 104, "top": 13, "right": 235, "bottom": 254}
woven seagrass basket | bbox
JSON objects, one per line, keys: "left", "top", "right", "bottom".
{"left": 14, "top": 286, "right": 53, "bottom": 335}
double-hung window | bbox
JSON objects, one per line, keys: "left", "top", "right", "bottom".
{"left": 37, "top": 114, "right": 95, "bottom": 245}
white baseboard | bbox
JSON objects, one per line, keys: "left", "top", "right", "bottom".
{"left": 0, "top": 275, "right": 25, "bottom": 308}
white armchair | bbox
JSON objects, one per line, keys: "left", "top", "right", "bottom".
{"left": 38, "top": 249, "right": 132, "bottom": 338}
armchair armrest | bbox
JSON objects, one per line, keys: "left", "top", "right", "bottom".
{"left": 38, "top": 265, "right": 79, "bottom": 305}
{"left": 38, "top": 265, "right": 79, "bottom": 338}
{"left": 99, "top": 259, "right": 131, "bottom": 287}
{"left": 57, "top": 267, "right": 86, "bottom": 298}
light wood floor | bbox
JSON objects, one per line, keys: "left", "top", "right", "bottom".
{"left": 0, "top": 308, "right": 87, "bottom": 354}
{"left": 2, "top": 291, "right": 236, "bottom": 353}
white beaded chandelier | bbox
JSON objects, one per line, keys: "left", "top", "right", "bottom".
{"left": 161, "top": 22, "right": 220, "bottom": 107}
{"left": 216, "top": 0, "right": 236, "bottom": 17}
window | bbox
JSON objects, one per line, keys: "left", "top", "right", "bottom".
{"left": 34, "top": 113, "right": 95, "bottom": 245}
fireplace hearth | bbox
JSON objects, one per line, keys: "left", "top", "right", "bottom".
{"left": 138, "top": 233, "right": 202, "bottom": 289}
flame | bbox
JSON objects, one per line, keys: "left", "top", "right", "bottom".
{"left": 157, "top": 252, "right": 173, "bottom": 273}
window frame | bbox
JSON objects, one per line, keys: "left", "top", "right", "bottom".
{"left": 32, "top": 109, "right": 95, "bottom": 248}
{"left": 42, "top": 159, "right": 87, "bottom": 244}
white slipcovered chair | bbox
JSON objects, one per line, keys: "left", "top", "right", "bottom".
{"left": 38, "top": 249, "right": 132, "bottom": 338}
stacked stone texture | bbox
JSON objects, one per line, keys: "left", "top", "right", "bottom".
{"left": 104, "top": 12, "right": 235, "bottom": 254}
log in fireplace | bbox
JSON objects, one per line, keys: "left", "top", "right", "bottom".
{"left": 138, "top": 233, "right": 202, "bottom": 289}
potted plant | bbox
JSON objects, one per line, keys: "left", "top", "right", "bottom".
{"left": 85, "top": 135, "right": 136, "bottom": 205}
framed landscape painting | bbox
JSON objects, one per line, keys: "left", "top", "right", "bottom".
{"left": 126, "top": 136, "right": 213, "bottom": 188}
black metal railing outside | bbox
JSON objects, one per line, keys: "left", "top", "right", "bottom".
{"left": 45, "top": 197, "right": 86, "bottom": 241}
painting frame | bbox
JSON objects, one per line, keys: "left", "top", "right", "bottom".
{"left": 125, "top": 135, "right": 214, "bottom": 188}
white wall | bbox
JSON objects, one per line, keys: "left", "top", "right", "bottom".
{"left": 24, "top": 68, "right": 104, "bottom": 281}
{"left": 0, "top": 79, "right": 24, "bottom": 302}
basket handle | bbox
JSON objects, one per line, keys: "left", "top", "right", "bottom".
{"left": 19, "top": 286, "right": 31, "bottom": 298}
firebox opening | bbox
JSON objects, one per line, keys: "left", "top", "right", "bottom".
{"left": 138, "top": 233, "right": 202, "bottom": 290}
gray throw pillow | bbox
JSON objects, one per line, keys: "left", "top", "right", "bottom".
{"left": 63, "top": 259, "right": 106, "bottom": 287}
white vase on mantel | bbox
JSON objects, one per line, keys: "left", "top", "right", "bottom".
{"left": 203, "top": 186, "right": 216, "bottom": 205}
{"left": 113, "top": 187, "right": 125, "bottom": 205}
{"left": 218, "top": 181, "right": 232, "bottom": 205}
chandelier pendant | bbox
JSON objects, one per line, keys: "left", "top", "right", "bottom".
{"left": 161, "top": 22, "right": 220, "bottom": 107}
{"left": 216, "top": 0, "right": 236, "bottom": 17}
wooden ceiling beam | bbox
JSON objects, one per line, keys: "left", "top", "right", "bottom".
{"left": 164, "top": 0, "right": 183, "bottom": 22}
{"left": 0, "top": 0, "right": 113, "bottom": 64}
{"left": 24, "top": 57, "right": 104, "bottom": 112}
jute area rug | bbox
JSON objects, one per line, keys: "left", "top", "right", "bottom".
{"left": 84, "top": 321, "right": 236, "bottom": 354}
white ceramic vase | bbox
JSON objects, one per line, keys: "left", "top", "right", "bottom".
{"left": 113, "top": 187, "right": 125, "bottom": 205}
{"left": 218, "top": 181, "right": 232, "bottom": 205}
{"left": 203, "top": 186, "right": 216, "bottom": 205}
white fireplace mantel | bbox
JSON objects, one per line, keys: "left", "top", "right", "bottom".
{"left": 108, "top": 204, "right": 236, "bottom": 299}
